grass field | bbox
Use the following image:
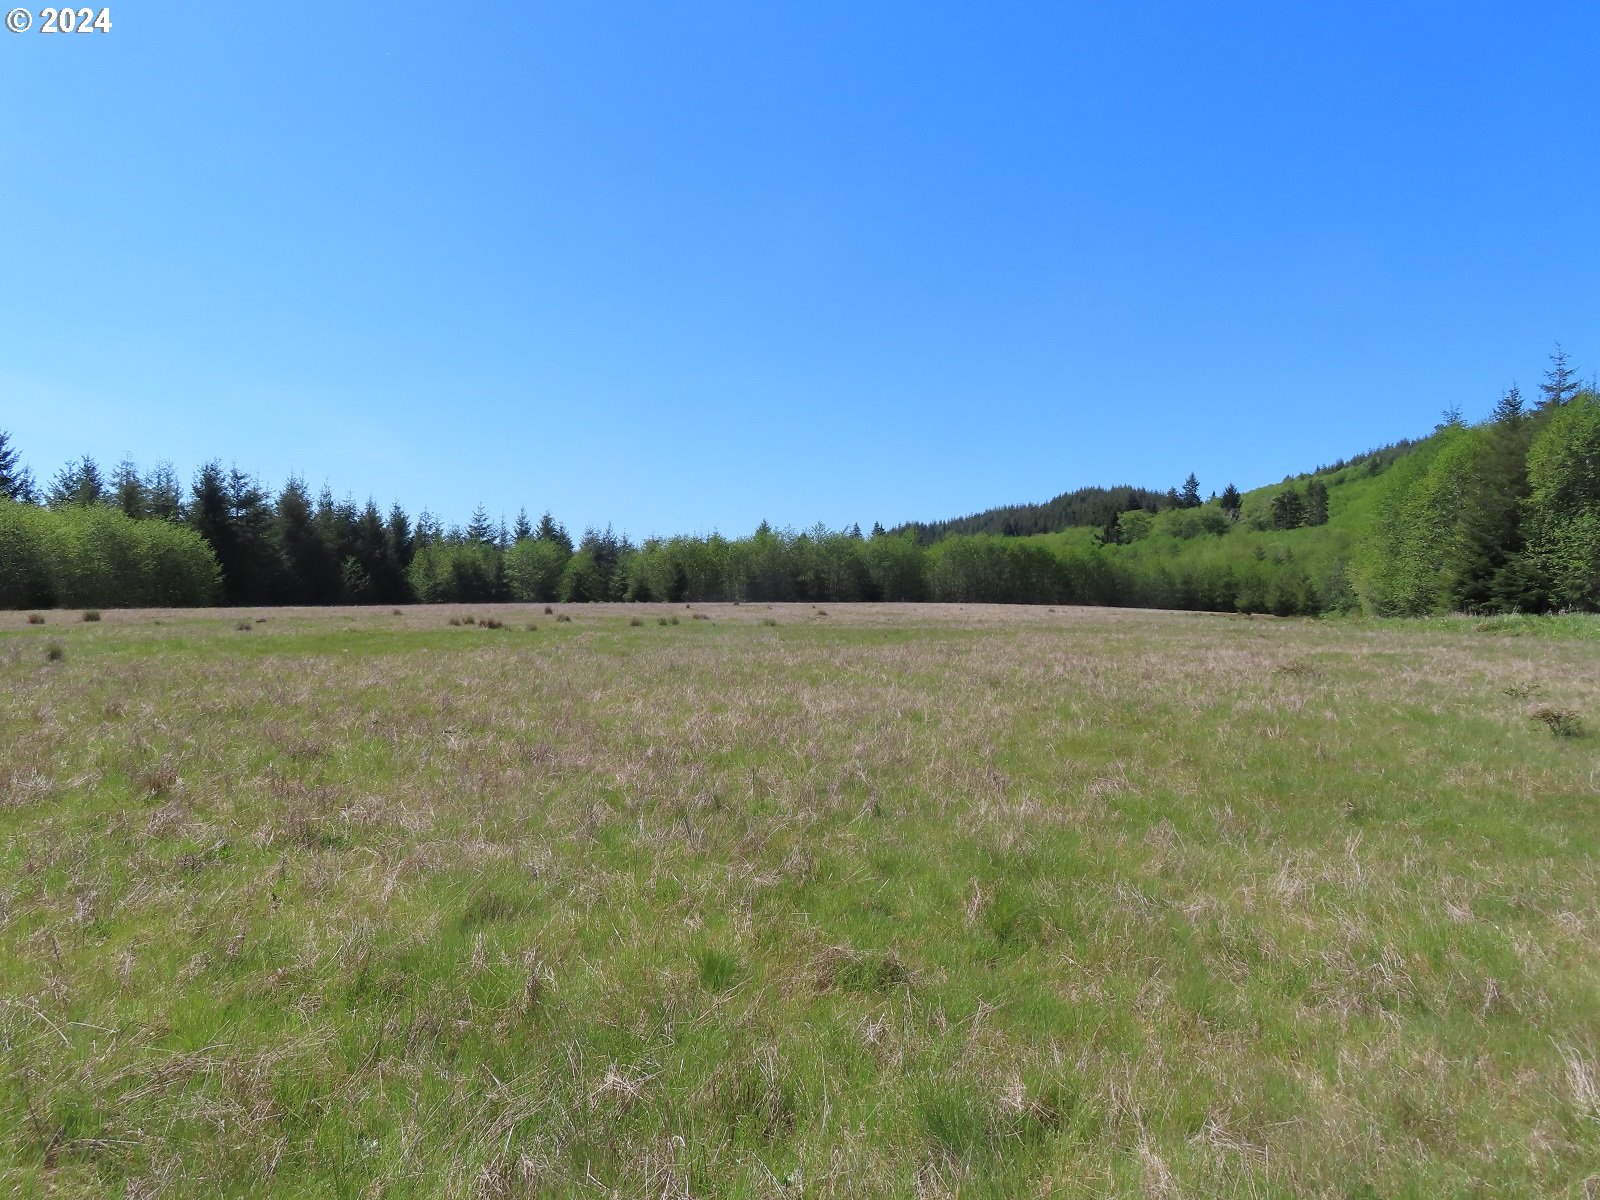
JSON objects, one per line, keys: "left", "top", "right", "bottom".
{"left": 2, "top": 602, "right": 1598, "bottom": 1198}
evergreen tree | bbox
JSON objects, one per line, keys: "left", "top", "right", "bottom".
{"left": 414, "top": 509, "right": 442, "bottom": 548}
{"left": 1180, "top": 473, "right": 1202, "bottom": 508}
{"left": 227, "top": 466, "right": 279, "bottom": 602}
{"left": 352, "top": 499, "right": 400, "bottom": 601}
{"left": 534, "top": 511, "right": 574, "bottom": 553}
{"left": 47, "top": 456, "right": 105, "bottom": 507}
{"left": 386, "top": 503, "right": 415, "bottom": 571}
{"left": 1219, "top": 483, "right": 1242, "bottom": 521}
{"left": 1096, "top": 510, "right": 1122, "bottom": 545}
{"left": 111, "top": 456, "right": 147, "bottom": 518}
{"left": 275, "top": 477, "right": 339, "bottom": 603}
{"left": 1304, "top": 479, "right": 1330, "bottom": 527}
{"left": 0, "top": 431, "right": 36, "bottom": 502}
{"left": 513, "top": 507, "right": 533, "bottom": 541}
{"left": 145, "top": 462, "right": 184, "bottom": 521}
{"left": 1539, "top": 343, "right": 1580, "bottom": 409}
{"left": 1270, "top": 487, "right": 1305, "bottom": 530}
{"left": 870, "top": 521, "right": 886, "bottom": 538}
{"left": 466, "top": 503, "right": 495, "bottom": 546}
{"left": 1492, "top": 383, "right": 1525, "bottom": 427}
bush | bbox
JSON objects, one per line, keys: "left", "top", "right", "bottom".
{"left": 0, "top": 499, "right": 220, "bottom": 609}
{"left": 26, "top": 613, "right": 44, "bottom": 625}
{"left": 82, "top": 609, "right": 101, "bottom": 622}
{"left": 1530, "top": 707, "right": 1584, "bottom": 738}
{"left": 45, "top": 641, "right": 64, "bottom": 661}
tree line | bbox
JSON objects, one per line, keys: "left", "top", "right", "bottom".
{"left": 2, "top": 348, "right": 1595, "bottom": 615}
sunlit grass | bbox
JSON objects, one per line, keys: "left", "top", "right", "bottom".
{"left": 2, "top": 603, "right": 1597, "bottom": 1196}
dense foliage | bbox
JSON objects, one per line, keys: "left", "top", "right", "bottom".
{"left": 2, "top": 352, "right": 1596, "bottom": 615}
{"left": 0, "top": 501, "right": 219, "bottom": 608}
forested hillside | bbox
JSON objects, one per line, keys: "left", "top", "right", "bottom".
{"left": 2, "top": 351, "right": 1596, "bottom": 615}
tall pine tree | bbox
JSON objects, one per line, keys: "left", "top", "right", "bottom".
{"left": 1539, "top": 344, "right": 1580, "bottom": 409}
{"left": 0, "top": 431, "right": 36, "bottom": 502}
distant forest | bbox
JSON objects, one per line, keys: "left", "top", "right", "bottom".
{"left": 3, "top": 348, "right": 1597, "bottom": 617}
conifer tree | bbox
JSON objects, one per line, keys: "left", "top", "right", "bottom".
{"left": 0, "top": 430, "right": 36, "bottom": 502}
{"left": 1539, "top": 344, "right": 1580, "bottom": 409}
{"left": 1219, "top": 483, "right": 1242, "bottom": 520}
{"left": 47, "top": 456, "right": 105, "bottom": 507}
{"left": 534, "top": 511, "right": 573, "bottom": 554}
{"left": 513, "top": 508, "right": 533, "bottom": 541}
{"left": 1492, "top": 384, "right": 1525, "bottom": 427}
{"left": 386, "top": 503, "right": 415, "bottom": 570}
{"left": 145, "top": 462, "right": 184, "bottom": 521}
{"left": 275, "top": 477, "right": 339, "bottom": 603}
{"left": 111, "top": 456, "right": 147, "bottom": 518}
{"left": 1304, "top": 478, "right": 1330, "bottom": 526}
{"left": 466, "top": 503, "right": 495, "bottom": 546}
{"left": 1270, "top": 487, "right": 1305, "bottom": 529}
{"left": 1180, "top": 473, "right": 1202, "bottom": 508}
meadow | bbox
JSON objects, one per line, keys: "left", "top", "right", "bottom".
{"left": 1, "top": 602, "right": 1597, "bottom": 1198}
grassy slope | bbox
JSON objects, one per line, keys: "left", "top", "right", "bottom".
{"left": 2, "top": 603, "right": 1598, "bottom": 1197}
{"left": 1030, "top": 456, "right": 1403, "bottom": 610}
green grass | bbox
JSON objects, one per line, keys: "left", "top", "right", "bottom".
{"left": 2, "top": 602, "right": 1598, "bottom": 1197}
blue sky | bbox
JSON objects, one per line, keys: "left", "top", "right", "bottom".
{"left": 3, "top": 2, "right": 1596, "bottom": 538}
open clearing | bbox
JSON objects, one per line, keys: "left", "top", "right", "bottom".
{"left": 2, "top": 603, "right": 1598, "bottom": 1197}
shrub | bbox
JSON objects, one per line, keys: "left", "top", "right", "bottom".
{"left": 657, "top": 617, "right": 670, "bottom": 626}
{"left": 45, "top": 642, "right": 64, "bottom": 661}
{"left": 82, "top": 609, "right": 101, "bottom": 622}
{"left": 555, "top": 614, "right": 572, "bottom": 623}
{"left": 1530, "top": 707, "right": 1584, "bottom": 738}
{"left": 480, "top": 617, "right": 504, "bottom": 629}
{"left": 235, "top": 620, "right": 253, "bottom": 632}
{"left": 629, "top": 617, "right": 644, "bottom": 626}
{"left": 26, "top": 613, "right": 45, "bottom": 625}
{"left": 692, "top": 613, "right": 710, "bottom": 621}
{"left": 762, "top": 617, "right": 778, "bottom": 626}
{"left": 447, "top": 617, "right": 462, "bottom": 627}
{"left": 543, "top": 606, "right": 554, "bottom": 615}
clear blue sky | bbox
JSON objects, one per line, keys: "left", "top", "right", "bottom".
{"left": 3, "top": 2, "right": 1596, "bottom": 538}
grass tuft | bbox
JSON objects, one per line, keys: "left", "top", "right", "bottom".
{"left": 82, "top": 609, "right": 102, "bottom": 622}
{"left": 697, "top": 947, "right": 742, "bottom": 991}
